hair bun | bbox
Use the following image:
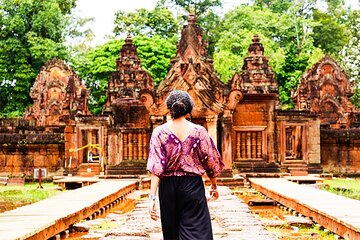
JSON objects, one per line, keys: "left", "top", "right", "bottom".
{"left": 171, "top": 101, "right": 186, "bottom": 119}
{"left": 165, "top": 90, "right": 194, "bottom": 119}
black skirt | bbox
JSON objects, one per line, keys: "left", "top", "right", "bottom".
{"left": 158, "top": 176, "right": 213, "bottom": 240}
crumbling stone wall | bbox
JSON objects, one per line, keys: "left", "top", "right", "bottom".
{"left": 0, "top": 118, "right": 65, "bottom": 178}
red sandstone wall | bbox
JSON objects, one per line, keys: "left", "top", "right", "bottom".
{"left": 0, "top": 144, "right": 65, "bottom": 178}
{"left": 233, "top": 101, "right": 270, "bottom": 126}
{"left": 321, "top": 129, "right": 360, "bottom": 174}
{"left": 233, "top": 99, "right": 277, "bottom": 163}
{"left": 0, "top": 119, "right": 66, "bottom": 178}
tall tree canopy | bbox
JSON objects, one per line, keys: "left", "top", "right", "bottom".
{"left": 312, "top": 10, "right": 349, "bottom": 55}
{"left": 163, "top": 0, "right": 222, "bottom": 16}
{"left": 113, "top": 7, "right": 179, "bottom": 39}
{"left": 340, "top": 10, "right": 360, "bottom": 107}
{"left": 0, "top": 0, "right": 77, "bottom": 116}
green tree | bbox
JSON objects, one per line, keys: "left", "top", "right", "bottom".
{"left": 73, "top": 36, "right": 176, "bottom": 114}
{"left": 340, "top": 10, "right": 360, "bottom": 107}
{"left": 0, "top": 0, "right": 77, "bottom": 116}
{"left": 165, "top": 0, "right": 222, "bottom": 16}
{"left": 113, "top": 7, "right": 179, "bottom": 39}
{"left": 312, "top": 10, "right": 350, "bottom": 55}
{"left": 213, "top": 6, "right": 289, "bottom": 82}
{"left": 254, "top": 0, "right": 293, "bottom": 13}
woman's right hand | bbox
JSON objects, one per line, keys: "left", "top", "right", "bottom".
{"left": 148, "top": 196, "right": 159, "bottom": 221}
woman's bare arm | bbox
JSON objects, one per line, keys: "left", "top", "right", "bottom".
{"left": 149, "top": 173, "right": 160, "bottom": 220}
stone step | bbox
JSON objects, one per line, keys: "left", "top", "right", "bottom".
{"left": 106, "top": 168, "right": 147, "bottom": 176}
{"left": 248, "top": 199, "right": 276, "bottom": 206}
{"left": 76, "top": 163, "right": 102, "bottom": 177}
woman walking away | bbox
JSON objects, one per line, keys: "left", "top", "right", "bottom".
{"left": 147, "top": 90, "right": 224, "bottom": 240}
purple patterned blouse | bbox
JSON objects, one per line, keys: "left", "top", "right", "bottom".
{"left": 146, "top": 123, "right": 224, "bottom": 178}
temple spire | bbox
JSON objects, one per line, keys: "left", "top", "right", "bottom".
{"left": 229, "top": 35, "right": 277, "bottom": 95}
{"left": 103, "top": 37, "right": 155, "bottom": 126}
{"left": 156, "top": 14, "right": 227, "bottom": 117}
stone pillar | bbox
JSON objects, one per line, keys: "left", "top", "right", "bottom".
{"left": 64, "top": 123, "right": 77, "bottom": 171}
{"left": 206, "top": 115, "right": 218, "bottom": 148}
{"left": 308, "top": 119, "right": 321, "bottom": 164}
{"left": 221, "top": 113, "right": 233, "bottom": 171}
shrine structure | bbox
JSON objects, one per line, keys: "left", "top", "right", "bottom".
{"left": 1, "top": 15, "right": 360, "bottom": 178}
{"left": 24, "top": 58, "right": 89, "bottom": 126}
{"left": 0, "top": 59, "right": 90, "bottom": 177}
{"left": 293, "top": 55, "right": 360, "bottom": 174}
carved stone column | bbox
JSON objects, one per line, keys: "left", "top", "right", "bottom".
{"left": 64, "top": 123, "right": 76, "bottom": 171}
{"left": 206, "top": 115, "right": 218, "bottom": 148}
{"left": 221, "top": 111, "right": 233, "bottom": 171}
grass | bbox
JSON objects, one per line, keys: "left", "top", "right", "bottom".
{"left": 321, "top": 178, "right": 360, "bottom": 200}
{"left": 0, "top": 182, "right": 61, "bottom": 210}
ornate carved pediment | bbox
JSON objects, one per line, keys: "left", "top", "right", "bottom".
{"left": 24, "top": 58, "right": 89, "bottom": 126}
{"left": 155, "top": 14, "right": 229, "bottom": 118}
{"left": 293, "top": 55, "right": 357, "bottom": 128}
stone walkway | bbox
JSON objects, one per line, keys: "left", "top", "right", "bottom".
{"left": 79, "top": 186, "right": 278, "bottom": 240}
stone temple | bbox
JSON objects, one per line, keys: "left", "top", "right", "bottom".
{"left": 1, "top": 14, "right": 360, "bottom": 178}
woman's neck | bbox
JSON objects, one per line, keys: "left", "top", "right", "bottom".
{"left": 167, "top": 116, "right": 194, "bottom": 142}
{"left": 171, "top": 116, "right": 186, "bottom": 123}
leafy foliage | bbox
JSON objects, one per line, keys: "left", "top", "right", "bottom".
{"left": 166, "top": 0, "right": 222, "bottom": 16}
{"left": 254, "top": 0, "right": 293, "bottom": 13}
{"left": 113, "top": 7, "right": 179, "bottom": 39}
{"left": 0, "top": 0, "right": 76, "bottom": 116}
{"left": 213, "top": 1, "right": 355, "bottom": 108}
{"left": 312, "top": 10, "right": 350, "bottom": 56}
{"left": 214, "top": 6, "right": 289, "bottom": 82}
{"left": 340, "top": 10, "right": 360, "bottom": 107}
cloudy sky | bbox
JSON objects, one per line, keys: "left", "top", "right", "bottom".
{"left": 75, "top": 0, "right": 359, "bottom": 46}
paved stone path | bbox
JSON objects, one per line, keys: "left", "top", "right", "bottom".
{"left": 79, "top": 186, "right": 278, "bottom": 240}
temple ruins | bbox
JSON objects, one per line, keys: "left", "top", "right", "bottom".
{"left": 1, "top": 15, "right": 360, "bottom": 178}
